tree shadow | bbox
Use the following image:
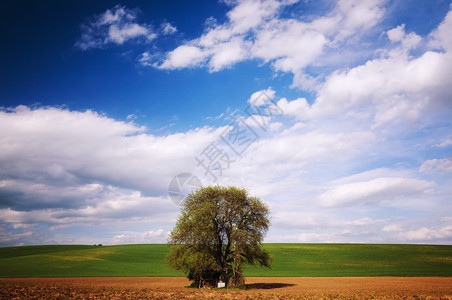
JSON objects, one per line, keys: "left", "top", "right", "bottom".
{"left": 246, "top": 283, "right": 296, "bottom": 290}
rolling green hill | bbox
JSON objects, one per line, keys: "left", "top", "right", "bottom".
{"left": 0, "top": 244, "right": 451, "bottom": 277}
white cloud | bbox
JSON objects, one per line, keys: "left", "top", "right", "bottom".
{"left": 156, "top": 0, "right": 308, "bottom": 71}
{"left": 226, "top": 0, "right": 283, "bottom": 34}
{"left": 268, "top": 121, "right": 283, "bottom": 132}
{"left": 161, "top": 22, "right": 177, "bottom": 35}
{"left": 435, "top": 138, "right": 452, "bottom": 148}
{"left": 251, "top": 18, "right": 328, "bottom": 73}
{"left": 387, "top": 24, "right": 405, "bottom": 43}
{"left": 0, "top": 103, "right": 378, "bottom": 244}
{"left": 311, "top": 9, "right": 452, "bottom": 128}
{"left": 155, "top": 0, "right": 287, "bottom": 71}
{"left": 138, "top": 51, "right": 156, "bottom": 67}
{"left": 0, "top": 226, "right": 33, "bottom": 246}
{"left": 400, "top": 226, "right": 452, "bottom": 242}
{"left": 272, "top": 211, "right": 321, "bottom": 228}
{"left": 248, "top": 88, "right": 276, "bottom": 106}
{"left": 0, "top": 105, "right": 223, "bottom": 209}
{"left": 311, "top": 40, "right": 452, "bottom": 127}
{"left": 273, "top": 213, "right": 383, "bottom": 229}
{"left": 319, "top": 171, "right": 435, "bottom": 207}
{"left": 99, "top": 5, "right": 132, "bottom": 25}
{"left": 332, "top": 0, "right": 386, "bottom": 41}
{"left": 154, "top": 0, "right": 386, "bottom": 87}
{"left": 0, "top": 188, "right": 177, "bottom": 227}
{"left": 159, "top": 45, "right": 207, "bottom": 69}
{"left": 108, "top": 23, "right": 156, "bottom": 44}
{"left": 209, "top": 36, "right": 251, "bottom": 71}
{"left": 152, "top": 0, "right": 452, "bottom": 128}
{"left": 1, "top": 84, "right": 451, "bottom": 245}
{"left": 75, "top": 5, "right": 156, "bottom": 50}
{"left": 387, "top": 24, "right": 421, "bottom": 50}
{"left": 429, "top": 7, "right": 452, "bottom": 52}
{"left": 420, "top": 157, "right": 452, "bottom": 173}
{"left": 108, "top": 229, "right": 166, "bottom": 244}
{"left": 215, "top": 126, "right": 375, "bottom": 195}
{"left": 276, "top": 97, "right": 310, "bottom": 120}
{"left": 382, "top": 223, "right": 403, "bottom": 232}
{"left": 343, "top": 217, "right": 384, "bottom": 226}
{"left": 266, "top": 232, "right": 334, "bottom": 243}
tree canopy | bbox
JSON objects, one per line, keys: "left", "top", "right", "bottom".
{"left": 167, "top": 185, "right": 272, "bottom": 288}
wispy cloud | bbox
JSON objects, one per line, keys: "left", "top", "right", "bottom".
{"left": 420, "top": 157, "right": 452, "bottom": 173}
{"left": 75, "top": 5, "right": 156, "bottom": 50}
{"left": 161, "top": 22, "right": 177, "bottom": 35}
{"left": 318, "top": 174, "right": 435, "bottom": 207}
{"left": 109, "top": 229, "right": 166, "bottom": 244}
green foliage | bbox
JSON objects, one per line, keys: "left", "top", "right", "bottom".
{"left": 167, "top": 185, "right": 272, "bottom": 287}
{"left": 167, "top": 245, "right": 220, "bottom": 287}
{"left": 0, "top": 244, "right": 452, "bottom": 277}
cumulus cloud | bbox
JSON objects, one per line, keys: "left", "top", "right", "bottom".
{"left": 429, "top": 7, "right": 452, "bottom": 52}
{"left": 75, "top": 5, "right": 156, "bottom": 50}
{"left": 1, "top": 91, "right": 450, "bottom": 245}
{"left": 0, "top": 100, "right": 378, "bottom": 244}
{"left": 0, "top": 105, "right": 230, "bottom": 244}
{"left": 248, "top": 88, "right": 276, "bottom": 106}
{"left": 149, "top": 0, "right": 452, "bottom": 131}
{"left": 386, "top": 25, "right": 406, "bottom": 43}
{"left": 331, "top": 0, "right": 386, "bottom": 41}
{"left": 0, "top": 106, "right": 225, "bottom": 201}
{"left": 152, "top": 1, "right": 452, "bottom": 130}
{"left": 276, "top": 97, "right": 310, "bottom": 120}
{"left": 312, "top": 52, "right": 451, "bottom": 127}
{"left": 153, "top": 0, "right": 386, "bottom": 81}
{"left": 159, "top": 45, "right": 208, "bottom": 69}
{"left": 154, "top": 0, "right": 311, "bottom": 71}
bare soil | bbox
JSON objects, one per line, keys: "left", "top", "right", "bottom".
{"left": 1, "top": 277, "right": 451, "bottom": 299}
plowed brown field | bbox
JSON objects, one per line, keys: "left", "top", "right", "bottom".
{"left": 1, "top": 277, "right": 451, "bottom": 299}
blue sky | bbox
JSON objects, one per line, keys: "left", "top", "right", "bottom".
{"left": 0, "top": 0, "right": 451, "bottom": 246}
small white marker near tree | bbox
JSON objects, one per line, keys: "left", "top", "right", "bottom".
{"left": 217, "top": 280, "right": 225, "bottom": 288}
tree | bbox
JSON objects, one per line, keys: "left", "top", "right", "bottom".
{"left": 167, "top": 185, "right": 272, "bottom": 288}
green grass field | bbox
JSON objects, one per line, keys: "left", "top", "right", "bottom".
{"left": 0, "top": 244, "right": 451, "bottom": 278}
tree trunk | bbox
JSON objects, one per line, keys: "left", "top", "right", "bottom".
{"left": 227, "top": 271, "right": 245, "bottom": 288}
